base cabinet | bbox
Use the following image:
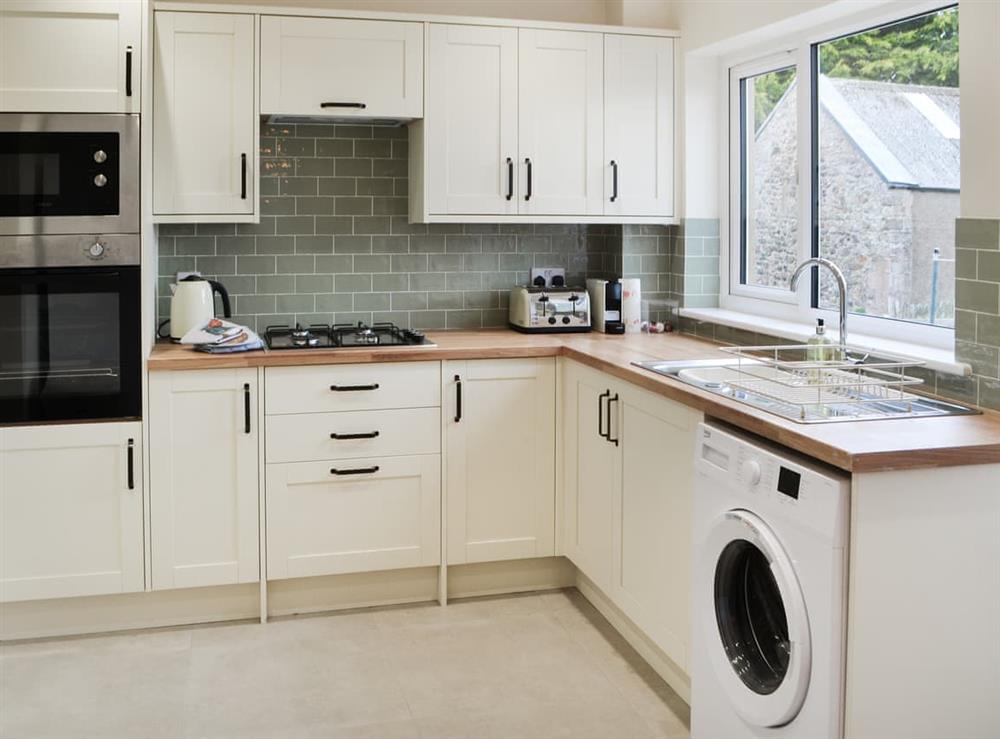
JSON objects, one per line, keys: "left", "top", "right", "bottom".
{"left": 265, "top": 456, "right": 440, "bottom": 579}
{"left": 562, "top": 359, "right": 699, "bottom": 671}
{"left": 0, "top": 422, "right": 143, "bottom": 602}
{"left": 444, "top": 358, "right": 556, "bottom": 564}
{"left": 148, "top": 369, "right": 260, "bottom": 590}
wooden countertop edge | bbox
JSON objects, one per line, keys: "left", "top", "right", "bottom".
{"left": 148, "top": 335, "right": 1000, "bottom": 473}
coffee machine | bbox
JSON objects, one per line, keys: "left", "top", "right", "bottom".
{"left": 586, "top": 279, "right": 625, "bottom": 334}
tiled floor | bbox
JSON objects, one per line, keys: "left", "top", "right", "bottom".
{"left": 0, "top": 588, "right": 690, "bottom": 739}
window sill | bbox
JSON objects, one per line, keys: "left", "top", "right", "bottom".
{"left": 679, "top": 307, "right": 970, "bottom": 377}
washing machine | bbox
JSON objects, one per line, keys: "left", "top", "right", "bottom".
{"left": 691, "top": 422, "right": 849, "bottom": 739}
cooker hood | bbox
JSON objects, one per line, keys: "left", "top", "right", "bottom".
{"left": 264, "top": 114, "right": 410, "bottom": 127}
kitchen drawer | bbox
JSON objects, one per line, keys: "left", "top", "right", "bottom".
{"left": 265, "top": 455, "right": 441, "bottom": 579}
{"left": 265, "top": 362, "right": 440, "bottom": 415}
{"left": 266, "top": 407, "right": 440, "bottom": 463}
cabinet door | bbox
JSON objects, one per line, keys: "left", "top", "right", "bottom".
{"left": 604, "top": 35, "right": 674, "bottom": 217}
{"left": 426, "top": 24, "right": 518, "bottom": 215}
{"left": 561, "top": 361, "right": 618, "bottom": 591}
{"left": 0, "top": 0, "right": 140, "bottom": 113}
{"left": 153, "top": 12, "right": 256, "bottom": 217}
{"left": 0, "top": 422, "right": 143, "bottom": 602}
{"left": 613, "top": 384, "right": 700, "bottom": 669}
{"left": 260, "top": 16, "right": 422, "bottom": 118}
{"left": 518, "top": 29, "right": 603, "bottom": 216}
{"left": 148, "top": 370, "right": 259, "bottom": 590}
{"left": 266, "top": 455, "right": 440, "bottom": 579}
{"left": 445, "top": 359, "right": 555, "bottom": 564}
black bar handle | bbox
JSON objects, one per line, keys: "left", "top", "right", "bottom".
{"left": 330, "top": 383, "right": 380, "bottom": 392}
{"left": 454, "top": 374, "right": 462, "bottom": 423}
{"left": 125, "top": 46, "right": 133, "bottom": 97}
{"left": 243, "top": 383, "right": 251, "bottom": 434}
{"left": 240, "top": 153, "right": 247, "bottom": 199}
{"left": 320, "top": 102, "right": 367, "bottom": 109}
{"left": 506, "top": 157, "right": 513, "bottom": 201}
{"left": 607, "top": 394, "right": 620, "bottom": 446}
{"left": 524, "top": 158, "right": 532, "bottom": 201}
{"left": 330, "top": 466, "right": 380, "bottom": 476}
{"left": 610, "top": 160, "right": 618, "bottom": 202}
{"left": 598, "top": 390, "right": 609, "bottom": 440}
{"left": 127, "top": 438, "right": 135, "bottom": 490}
{"left": 330, "top": 431, "right": 380, "bottom": 440}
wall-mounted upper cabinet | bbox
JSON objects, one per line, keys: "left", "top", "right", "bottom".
{"left": 604, "top": 35, "right": 674, "bottom": 218}
{"left": 0, "top": 0, "right": 140, "bottom": 113}
{"left": 153, "top": 11, "right": 258, "bottom": 223}
{"left": 260, "top": 16, "right": 422, "bottom": 119}
{"left": 413, "top": 24, "right": 676, "bottom": 224}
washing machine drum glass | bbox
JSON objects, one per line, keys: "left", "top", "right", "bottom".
{"left": 714, "top": 539, "right": 790, "bottom": 695}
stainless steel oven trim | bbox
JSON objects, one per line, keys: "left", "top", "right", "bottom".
{"left": 0, "top": 234, "right": 140, "bottom": 267}
{"left": 0, "top": 113, "right": 140, "bottom": 236}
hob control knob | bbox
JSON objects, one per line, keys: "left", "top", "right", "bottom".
{"left": 562, "top": 316, "right": 571, "bottom": 324}
{"left": 548, "top": 317, "right": 557, "bottom": 325}
{"left": 94, "top": 173, "right": 108, "bottom": 187}
{"left": 88, "top": 241, "right": 106, "bottom": 258}
{"left": 742, "top": 459, "right": 762, "bottom": 486}
{"left": 93, "top": 150, "right": 108, "bottom": 164}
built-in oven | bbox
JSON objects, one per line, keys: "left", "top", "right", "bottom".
{"left": 0, "top": 113, "right": 139, "bottom": 236}
{"left": 0, "top": 235, "right": 141, "bottom": 425}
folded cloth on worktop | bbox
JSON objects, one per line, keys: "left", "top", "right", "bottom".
{"left": 181, "top": 318, "right": 264, "bottom": 353}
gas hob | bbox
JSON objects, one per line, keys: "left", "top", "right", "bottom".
{"left": 264, "top": 322, "right": 433, "bottom": 350}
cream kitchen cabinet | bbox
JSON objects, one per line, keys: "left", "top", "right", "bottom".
{"left": 561, "top": 359, "right": 699, "bottom": 671}
{"left": 444, "top": 358, "right": 555, "bottom": 564}
{"left": 153, "top": 11, "right": 257, "bottom": 221}
{"left": 260, "top": 16, "right": 422, "bottom": 119}
{"left": 148, "top": 369, "right": 260, "bottom": 590}
{"left": 0, "top": 0, "right": 140, "bottom": 113}
{"left": 517, "top": 28, "right": 604, "bottom": 217}
{"left": 561, "top": 360, "right": 618, "bottom": 591}
{"left": 265, "top": 456, "right": 440, "bottom": 579}
{"left": 0, "top": 422, "right": 143, "bottom": 602}
{"left": 611, "top": 380, "right": 699, "bottom": 671}
{"left": 604, "top": 34, "right": 674, "bottom": 217}
{"left": 415, "top": 24, "right": 676, "bottom": 223}
{"left": 422, "top": 23, "right": 519, "bottom": 216}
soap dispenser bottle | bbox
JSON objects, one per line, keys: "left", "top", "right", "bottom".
{"left": 806, "top": 318, "right": 833, "bottom": 382}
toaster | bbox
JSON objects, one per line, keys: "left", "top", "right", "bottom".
{"left": 508, "top": 286, "right": 591, "bottom": 333}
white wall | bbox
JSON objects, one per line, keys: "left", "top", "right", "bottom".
{"left": 958, "top": 0, "right": 1000, "bottom": 219}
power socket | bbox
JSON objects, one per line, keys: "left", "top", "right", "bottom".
{"left": 530, "top": 267, "right": 566, "bottom": 288}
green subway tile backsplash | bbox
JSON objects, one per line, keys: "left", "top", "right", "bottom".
{"left": 157, "top": 123, "right": 623, "bottom": 332}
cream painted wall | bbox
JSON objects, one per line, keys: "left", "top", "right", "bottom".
{"left": 188, "top": 0, "right": 610, "bottom": 23}
{"left": 958, "top": 0, "right": 1000, "bottom": 219}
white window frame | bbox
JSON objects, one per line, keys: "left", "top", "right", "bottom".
{"left": 719, "top": 0, "right": 958, "bottom": 351}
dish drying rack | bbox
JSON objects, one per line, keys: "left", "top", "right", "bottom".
{"left": 716, "top": 344, "right": 927, "bottom": 420}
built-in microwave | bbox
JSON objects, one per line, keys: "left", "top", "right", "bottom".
{"left": 0, "top": 113, "right": 139, "bottom": 236}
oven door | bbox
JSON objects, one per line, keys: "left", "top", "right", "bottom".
{"left": 0, "top": 266, "right": 141, "bottom": 424}
{"left": 0, "top": 114, "right": 139, "bottom": 236}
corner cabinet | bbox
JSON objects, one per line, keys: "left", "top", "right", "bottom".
{"left": 0, "top": 422, "right": 143, "bottom": 603}
{"left": 148, "top": 369, "right": 260, "bottom": 590}
{"left": 260, "top": 16, "right": 422, "bottom": 119}
{"left": 413, "top": 24, "right": 676, "bottom": 223}
{"left": 561, "top": 359, "right": 700, "bottom": 672}
{"left": 152, "top": 11, "right": 258, "bottom": 222}
{"left": 0, "top": 0, "right": 141, "bottom": 113}
{"left": 444, "top": 359, "right": 556, "bottom": 564}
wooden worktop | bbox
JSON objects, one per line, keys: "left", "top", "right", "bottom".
{"left": 148, "top": 330, "right": 1000, "bottom": 473}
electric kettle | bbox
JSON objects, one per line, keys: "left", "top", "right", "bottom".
{"left": 169, "top": 275, "right": 232, "bottom": 340}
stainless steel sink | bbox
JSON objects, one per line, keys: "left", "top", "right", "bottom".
{"left": 634, "top": 358, "right": 980, "bottom": 423}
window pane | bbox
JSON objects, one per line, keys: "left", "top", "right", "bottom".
{"left": 741, "top": 65, "right": 798, "bottom": 290}
{"left": 816, "top": 6, "right": 959, "bottom": 326}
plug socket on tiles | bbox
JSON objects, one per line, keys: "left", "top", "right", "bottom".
{"left": 530, "top": 267, "right": 566, "bottom": 288}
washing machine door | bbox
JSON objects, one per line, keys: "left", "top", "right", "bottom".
{"left": 704, "top": 508, "right": 811, "bottom": 728}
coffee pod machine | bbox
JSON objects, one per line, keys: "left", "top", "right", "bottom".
{"left": 586, "top": 278, "right": 625, "bottom": 334}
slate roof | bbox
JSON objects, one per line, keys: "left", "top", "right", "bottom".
{"left": 821, "top": 75, "right": 960, "bottom": 191}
